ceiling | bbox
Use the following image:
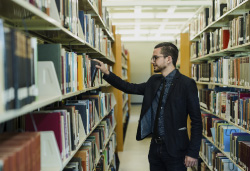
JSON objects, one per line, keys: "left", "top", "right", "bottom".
{"left": 103, "top": 0, "right": 211, "bottom": 42}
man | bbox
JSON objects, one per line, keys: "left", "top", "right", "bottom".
{"left": 94, "top": 42, "right": 202, "bottom": 171}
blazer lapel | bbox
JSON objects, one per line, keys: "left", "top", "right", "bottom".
{"left": 141, "top": 75, "right": 163, "bottom": 117}
{"left": 165, "top": 70, "right": 181, "bottom": 103}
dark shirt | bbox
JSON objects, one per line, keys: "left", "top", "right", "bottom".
{"left": 151, "top": 69, "right": 176, "bottom": 137}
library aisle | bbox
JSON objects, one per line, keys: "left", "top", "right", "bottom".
{"left": 119, "top": 105, "right": 150, "bottom": 171}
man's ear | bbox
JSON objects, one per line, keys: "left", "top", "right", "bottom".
{"left": 167, "top": 56, "right": 172, "bottom": 63}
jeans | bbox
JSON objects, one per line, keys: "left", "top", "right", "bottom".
{"left": 148, "top": 139, "right": 187, "bottom": 171}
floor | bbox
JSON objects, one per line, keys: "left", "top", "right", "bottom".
{"left": 118, "top": 104, "right": 193, "bottom": 171}
{"left": 118, "top": 104, "right": 151, "bottom": 171}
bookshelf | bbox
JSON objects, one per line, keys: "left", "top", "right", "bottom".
{"left": 202, "top": 133, "right": 245, "bottom": 171}
{"left": 199, "top": 152, "right": 213, "bottom": 171}
{"left": 0, "top": 0, "right": 129, "bottom": 170}
{"left": 190, "top": 0, "right": 250, "bottom": 41}
{"left": 179, "top": 33, "right": 192, "bottom": 138}
{"left": 200, "top": 107, "right": 250, "bottom": 135}
{"left": 189, "top": 1, "right": 250, "bottom": 170}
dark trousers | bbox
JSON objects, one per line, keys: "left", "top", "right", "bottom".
{"left": 148, "top": 139, "right": 187, "bottom": 171}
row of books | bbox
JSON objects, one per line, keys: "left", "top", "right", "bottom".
{"left": 38, "top": 43, "right": 113, "bottom": 95}
{"left": 89, "top": 0, "right": 113, "bottom": 33}
{"left": 190, "top": 0, "right": 247, "bottom": 38}
{"left": 24, "top": 91, "right": 115, "bottom": 163}
{"left": 0, "top": 132, "right": 41, "bottom": 171}
{"left": 26, "top": 0, "right": 76, "bottom": 34}
{"left": 33, "top": 0, "right": 112, "bottom": 41}
{"left": 64, "top": 121, "right": 117, "bottom": 171}
{"left": 0, "top": 21, "right": 38, "bottom": 112}
{"left": 28, "top": 0, "right": 50, "bottom": 16}
{"left": 78, "top": 11, "right": 112, "bottom": 56}
{"left": 201, "top": 113, "right": 250, "bottom": 170}
{"left": 200, "top": 138, "right": 240, "bottom": 171}
{"left": 191, "top": 12, "right": 250, "bottom": 58}
{"left": 28, "top": 0, "right": 113, "bottom": 52}
{"left": 191, "top": 55, "right": 250, "bottom": 86}
{"left": 0, "top": 22, "right": 114, "bottom": 113}
{"left": 199, "top": 88, "right": 250, "bottom": 128}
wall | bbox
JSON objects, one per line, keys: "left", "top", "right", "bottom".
{"left": 124, "top": 42, "right": 160, "bottom": 103}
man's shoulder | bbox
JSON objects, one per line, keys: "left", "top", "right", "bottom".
{"left": 178, "top": 72, "right": 195, "bottom": 85}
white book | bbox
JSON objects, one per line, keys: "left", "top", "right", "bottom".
{"left": 67, "top": 112, "right": 72, "bottom": 153}
{"left": 222, "top": 58, "right": 229, "bottom": 85}
{"left": 60, "top": 115, "right": 65, "bottom": 160}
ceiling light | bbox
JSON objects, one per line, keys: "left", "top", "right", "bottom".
{"left": 121, "top": 36, "right": 175, "bottom": 42}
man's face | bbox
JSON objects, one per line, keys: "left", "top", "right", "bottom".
{"left": 151, "top": 48, "right": 169, "bottom": 73}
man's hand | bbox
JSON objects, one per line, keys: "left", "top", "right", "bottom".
{"left": 184, "top": 156, "right": 197, "bottom": 167}
{"left": 93, "top": 59, "right": 110, "bottom": 75}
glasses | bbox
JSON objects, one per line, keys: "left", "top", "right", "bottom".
{"left": 151, "top": 55, "right": 165, "bottom": 62}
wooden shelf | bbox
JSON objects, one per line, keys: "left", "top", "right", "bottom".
{"left": 202, "top": 133, "right": 245, "bottom": 171}
{"left": 78, "top": 0, "right": 114, "bottom": 42}
{"left": 200, "top": 107, "right": 250, "bottom": 134}
{"left": 199, "top": 152, "right": 213, "bottom": 171}
{"left": 190, "top": 0, "right": 250, "bottom": 41}
{"left": 190, "top": 42, "right": 250, "bottom": 63}
{"left": 196, "top": 81, "right": 250, "bottom": 89}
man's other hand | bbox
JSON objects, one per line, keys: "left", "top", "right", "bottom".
{"left": 184, "top": 156, "right": 197, "bottom": 167}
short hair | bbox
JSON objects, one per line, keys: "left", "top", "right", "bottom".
{"left": 154, "top": 42, "right": 179, "bottom": 67}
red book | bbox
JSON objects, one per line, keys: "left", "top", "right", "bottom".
{"left": 25, "top": 112, "right": 62, "bottom": 159}
{"left": 222, "top": 27, "right": 230, "bottom": 49}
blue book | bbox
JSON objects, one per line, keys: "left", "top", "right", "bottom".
{"left": 66, "top": 52, "right": 69, "bottom": 93}
{"left": 79, "top": 10, "right": 85, "bottom": 35}
{"left": 66, "top": 100, "right": 90, "bottom": 135}
{"left": 84, "top": 15, "right": 89, "bottom": 43}
{"left": 221, "top": 126, "right": 240, "bottom": 152}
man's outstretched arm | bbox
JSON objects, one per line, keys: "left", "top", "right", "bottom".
{"left": 94, "top": 59, "right": 146, "bottom": 95}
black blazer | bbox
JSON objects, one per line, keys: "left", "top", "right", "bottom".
{"left": 103, "top": 70, "right": 202, "bottom": 159}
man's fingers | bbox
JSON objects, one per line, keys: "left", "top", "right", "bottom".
{"left": 93, "top": 59, "right": 103, "bottom": 65}
{"left": 95, "top": 65, "right": 101, "bottom": 69}
{"left": 184, "top": 157, "right": 197, "bottom": 167}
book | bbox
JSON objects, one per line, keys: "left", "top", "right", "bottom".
{"left": 25, "top": 112, "right": 63, "bottom": 159}
{"left": 38, "top": 44, "right": 63, "bottom": 93}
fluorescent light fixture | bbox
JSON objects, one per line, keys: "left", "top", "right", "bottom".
{"left": 112, "top": 22, "right": 183, "bottom": 26}
{"left": 111, "top": 13, "right": 154, "bottom": 19}
{"left": 166, "top": 6, "right": 176, "bottom": 14}
{"left": 121, "top": 36, "right": 175, "bottom": 42}
{"left": 111, "top": 12, "right": 194, "bottom": 19}
{"left": 155, "top": 13, "right": 194, "bottom": 19}
{"left": 116, "top": 29, "right": 181, "bottom": 34}
{"left": 103, "top": 1, "right": 211, "bottom": 7}
{"left": 134, "top": 6, "right": 141, "bottom": 15}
